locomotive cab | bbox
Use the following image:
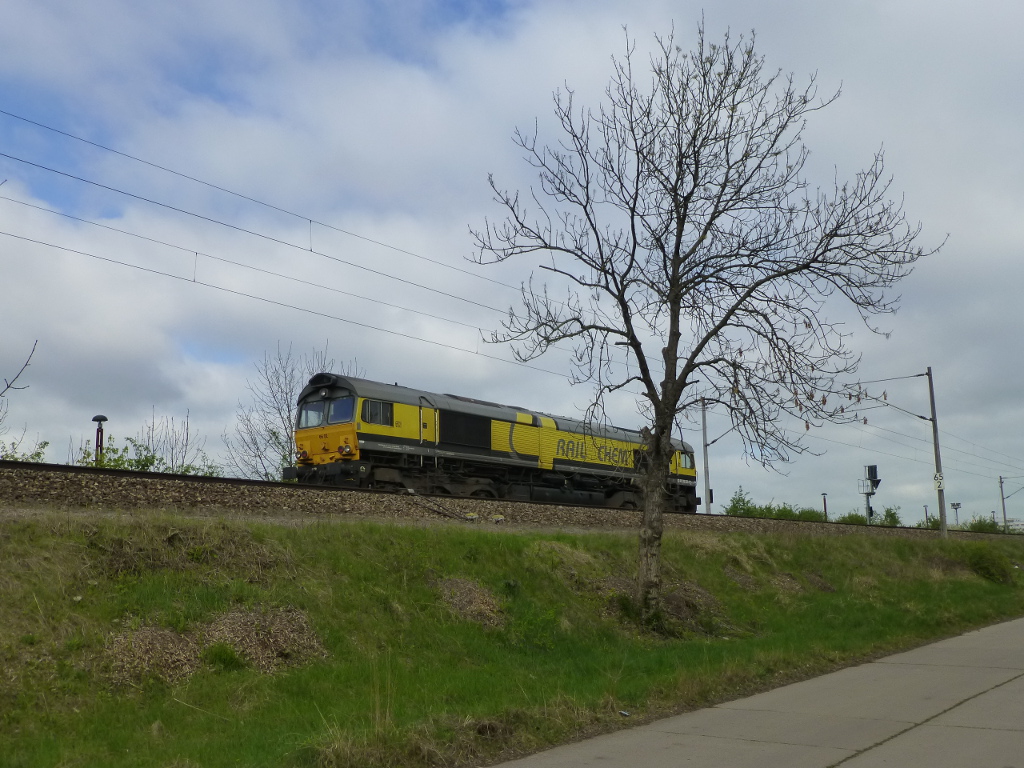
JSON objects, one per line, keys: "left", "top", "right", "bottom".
{"left": 284, "top": 375, "right": 366, "bottom": 483}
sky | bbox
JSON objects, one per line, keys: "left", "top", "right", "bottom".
{"left": 2, "top": 0, "right": 1022, "bottom": 526}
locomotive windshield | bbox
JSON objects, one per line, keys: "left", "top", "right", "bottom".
{"left": 297, "top": 401, "right": 326, "bottom": 429}
{"left": 327, "top": 396, "right": 355, "bottom": 424}
{"left": 297, "top": 396, "right": 355, "bottom": 429}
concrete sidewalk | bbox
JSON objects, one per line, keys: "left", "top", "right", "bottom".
{"left": 494, "top": 617, "right": 1024, "bottom": 767}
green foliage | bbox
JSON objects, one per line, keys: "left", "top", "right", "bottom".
{"left": 74, "top": 435, "right": 220, "bottom": 476}
{"left": 960, "top": 543, "right": 1016, "bottom": 584}
{"left": 836, "top": 512, "right": 868, "bottom": 526}
{"left": 722, "top": 487, "right": 826, "bottom": 522}
{"left": 0, "top": 435, "right": 49, "bottom": 462}
{"left": 202, "top": 642, "right": 247, "bottom": 671}
{"left": 914, "top": 515, "right": 1005, "bottom": 533}
{"left": 964, "top": 516, "right": 1002, "bottom": 533}
{"left": 876, "top": 506, "right": 903, "bottom": 527}
{"left": 722, "top": 487, "right": 755, "bottom": 515}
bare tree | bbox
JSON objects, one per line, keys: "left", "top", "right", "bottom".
{"left": 1, "top": 340, "right": 37, "bottom": 432}
{"left": 474, "top": 27, "right": 936, "bottom": 618}
{"left": 136, "top": 410, "right": 219, "bottom": 475}
{"left": 223, "top": 343, "right": 363, "bottom": 480}
{"left": 0, "top": 341, "right": 49, "bottom": 461}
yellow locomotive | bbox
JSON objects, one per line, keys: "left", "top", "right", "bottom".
{"left": 284, "top": 373, "right": 699, "bottom": 513}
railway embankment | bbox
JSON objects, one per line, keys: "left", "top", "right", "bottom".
{"left": 0, "top": 460, "right": 1001, "bottom": 540}
{"left": 3, "top": 461, "right": 1024, "bottom": 767}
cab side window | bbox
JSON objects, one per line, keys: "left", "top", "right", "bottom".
{"left": 675, "top": 451, "right": 694, "bottom": 469}
{"left": 361, "top": 399, "right": 394, "bottom": 426}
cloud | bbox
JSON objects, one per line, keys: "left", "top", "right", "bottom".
{"left": 2, "top": 0, "right": 1023, "bottom": 524}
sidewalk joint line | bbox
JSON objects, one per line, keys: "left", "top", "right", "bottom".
{"left": 825, "top": 670, "right": 1024, "bottom": 767}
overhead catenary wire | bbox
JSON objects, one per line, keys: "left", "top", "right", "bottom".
{"left": 838, "top": 384, "right": 1024, "bottom": 475}
{"left": 0, "top": 107, "right": 523, "bottom": 293}
{"left": 0, "top": 192, "right": 488, "bottom": 333}
{"left": 858, "top": 421, "right": 1024, "bottom": 475}
{"left": 794, "top": 429, "right": 999, "bottom": 481}
{"left": 846, "top": 373, "right": 1024, "bottom": 471}
{"left": 0, "top": 150, "right": 504, "bottom": 315}
{"left": 0, "top": 228, "right": 571, "bottom": 379}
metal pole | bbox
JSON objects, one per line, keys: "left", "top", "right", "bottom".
{"left": 701, "top": 398, "right": 711, "bottom": 515}
{"left": 1000, "top": 476, "right": 1009, "bottom": 534}
{"left": 926, "top": 367, "right": 948, "bottom": 539}
{"left": 822, "top": 493, "right": 828, "bottom": 521}
{"left": 92, "top": 415, "right": 108, "bottom": 466}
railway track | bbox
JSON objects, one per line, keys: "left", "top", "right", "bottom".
{"left": 0, "top": 459, "right": 996, "bottom": 540}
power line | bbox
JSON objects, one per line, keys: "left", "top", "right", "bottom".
{"left": 851, "top": 421, "right": 1024, "bottom": 474}
{"left": 0, "top": 107, "right": 522, "bottom": 293}
{"left": 0, "top": 229, "right": 572, "bottom": 379}
{"left": 852, "top": 373, "right": 928, "bottom": 385}
{"left": 0, "top": 192, "right": 488, "bottom": 333}
{"left": 0, "top": 150, "right": 503, "bottom": 315}
{"left": 797, "top": 430, "right": 998, "bottom": 481}
{"left": 937, "top": 428, "right": 1024, "bottom": 470}
{"left": 843, "top": 386, "right": 1024, "bottom": 474}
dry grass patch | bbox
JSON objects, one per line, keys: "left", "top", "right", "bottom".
{"left": 84, "top": 519, "right": 283, "bottom": 580}
{"left": 106, "top": 606, "right": 324, "bottom": 685}
{"left": 437, "top": 578, "right": 505, "bottom": 629}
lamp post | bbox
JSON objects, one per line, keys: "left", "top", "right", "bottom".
{"left": 821, "top": 493, "right": 828, "bottom": 521}
{"left": 91, "top": 415, "right": 108, "bottom": 465}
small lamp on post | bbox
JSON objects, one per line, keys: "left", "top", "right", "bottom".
{"left": 91, "top": 415, "right": 108, "bottom": 465}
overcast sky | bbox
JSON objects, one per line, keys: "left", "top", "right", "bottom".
{"left": 2, "top": 0, "right": 1022, "bottom": 526}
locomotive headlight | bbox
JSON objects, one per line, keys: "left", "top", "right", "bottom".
{"left": 298, "top": 450, "right": 308, "bottom": 459}
{"left": 319, "top": 388, "right": 329, "bottom": 397}
{"left": 341, "top": 444, "right": 352, "bottom": 455}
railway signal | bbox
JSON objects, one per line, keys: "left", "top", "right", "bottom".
{"left": 860, "top": 465, "right": 881, "bottom": 523}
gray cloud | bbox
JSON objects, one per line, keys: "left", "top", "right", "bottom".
{"left": 2, "top": 0, "right": 1022, "bottom": 525}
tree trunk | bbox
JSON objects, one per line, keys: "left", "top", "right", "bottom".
{"left": 637, "top": 442, "right": 671, "bottom": 620}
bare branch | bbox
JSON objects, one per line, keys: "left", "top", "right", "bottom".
{"left": 1, "top": 340, "right": 38, "bottom": 399}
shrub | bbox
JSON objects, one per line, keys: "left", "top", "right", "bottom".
{"left": 835, "top": 513, "right": 868, "bottom": 526}
{"left": 961, "top": 544, "right": 1015, "bottom": 584}
{"left": 721, "top": 488, "right": 825, "bottom": 522}
{"left": 875, "top": 506, "right": 902, "bottom": 527}
{"left": 964, "top": 516, "right": 1002, "bottom": 534}
{"left": 0, "top": 432, "right": 49, "bottom": 462}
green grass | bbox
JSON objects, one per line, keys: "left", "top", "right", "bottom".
{"left": 2, "top": 512, "right": 1024, "bottom": 767}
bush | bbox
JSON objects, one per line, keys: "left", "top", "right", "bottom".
{"left": 721, "top": 487, "right": 825, "bottom": 522}
{"left": 876, "top": 506, "right": 903, "bottom": 527}
{"left": 835, "top": 513, "right": 868, "bottom": 526}
{"left": 960, "top": 544, "right": 1015, "bottom": 584}
{"left": 964, "top": 516, "right": 1002, "bottom": 534}
{"left": 0, "top": 429, "right": 49, "bottom": 462}
{"left": 74, "top": 435, "right": 220, "bottom": 476}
